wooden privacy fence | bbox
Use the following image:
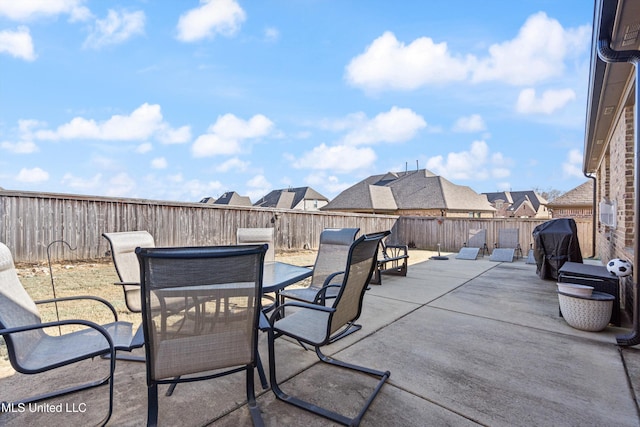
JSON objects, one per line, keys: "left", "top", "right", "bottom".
{"left": 394, "top": 216, "right": 594, "bottom": 258}
{"left": 0, "top": 190, "right": 399, "bottom": 263}
{"left": 0, "top": 190, "right": 594, "bottom": 263}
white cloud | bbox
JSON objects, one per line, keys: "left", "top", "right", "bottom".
{"left": 16, "top": 167, "right": 48, "bottom": 183}
{"left": 245, "top": 174, "right": 272, "bottom": 201}
{"left": 247, "top": 174, "right": 270, "bottom": 188}
{"left": 176, "top": 0, "right": 246, "bottom": 42}
{"left": 345, "top": 12, "right": 590, "bottom": 92}
{"left": 425, "top": 140, "right": 511, "bottom": 181}
{"left": 151, "top": 157, "right": 167, "bottom": 169}
{"left": 264, "top": 27, "right": 280, "bottom": 42}
{"left": 33, "top": 103, "right": 187, "bottom": 143}
{"left": 472, "top": 12, "right": 590, "bottom": 85}
{"left": 304, "top": 172, "right": 352, "bottom": 196}
{"left": 1, "top": 140, "right": 38, "bottom": 153}
{"left": 105, "top": 172, "right": 136, "bottom": 197}
{"left": 0, "top": 0, "right": 91, "bottom": 22}
{"left": 83, "top": 9, "right": 145, "bottom": 49}
{"left": 211, "top": 113, "right": 274, "bottom": 139}
{"left": 61, "top": 172, "right": 102, "bottom": 189}
{"left": 136, "top": 142, "right": 152, "bottom": 153}
{"left": 157, "top": 125, "right": 191, "bottom": 144}
{"left": 192, "top": 134, "right": 242, "bottom": 157}
{"left": 343, "top": 106, "right": 426, "bottom": 145}
{"left": 516, "top": 88, "right": 576, "bottom": 114}
{"left": 216, "top": 157, "right": 250, "bottom": 172}
{"left": 0, "top": 26, "right": 36, "bottom": 61}
{"left": 191, "top": 113, "right": 274, "bottom": 158}
{"left": 181, "top": 178, "right": 224, "bottom": 200}
{"left": 345, "top": 31, "right": 473, "bottom": 91}
{"left": 292, "top": 143, "right": 376, "bottom": 173}
{"left": 562, "top": 148, "right": 584, "bottom": 178}
{"left": 453, "top": 114, "right": 486, "bottom": 133}
{"left": 496, "top": 182, "right": 512, "bottom": 191}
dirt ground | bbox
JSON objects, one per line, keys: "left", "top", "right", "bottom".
{"left": 1, "top": 249, "right": 436, "bottom": 379}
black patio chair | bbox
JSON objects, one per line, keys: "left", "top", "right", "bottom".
{"left": 278, "top": 227, "right": 359, "bottom": 304}
{"left": 267, "top": 231, "right": 390, "bottom": 426}
{"left": 0, "top": 242, "right": 140, "bottom": 426}
{"left": 136, "top": 244, "right": 267, "bottom": 427}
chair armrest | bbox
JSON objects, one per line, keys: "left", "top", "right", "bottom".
{"left": 35, "top": 295, "right": 119, "bottom": 322}
{"left": 321, "top": 271, "right": 345, "bottom": 287}
{"left": 381, "top": 244, "right": 408, "bottom": 259}
{"left": 314, "top": 284, "right": 342, "bottom": 304}
{"left": 0, "top": 319, "right": 116, "bottom": 349}
{"left": 259, "top": 311, "right": 270, "bottom": 331}
{"left": 269, "top": 301, "right": 335, "bottom": 326}
{"left": 114, "top": 281, "right": 140, "bottom": 286}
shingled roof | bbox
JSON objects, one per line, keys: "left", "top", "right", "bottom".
{"left": 322, "top": 169, "right": 494, "bottom": 213}
{"left": 547, "top": 180, "right": 594, "bottom": 208}
{"left": 253, "top": 186, "right": 328, "bottom": 209}
{"left": 483, "top": 191, "right": 548, "bottom": 211}
{"left": 201, "top": 191, "right": 252, "bottom": 207}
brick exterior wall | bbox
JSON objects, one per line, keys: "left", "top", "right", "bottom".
{"left": 597, "top": 105, "right": 635, "bottom": 316}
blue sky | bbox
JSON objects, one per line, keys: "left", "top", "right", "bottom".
{"left": 0, "top": 0, "right": 593, "bottom": 203}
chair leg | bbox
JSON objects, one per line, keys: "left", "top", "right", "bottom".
{"left": 328, "top": 321, "right": 362, "bottom": 343}
{"left": 147, "top": 384, "right": 158, "bottom": 427}
{"left": 246, "top": 365, "right": 265, "bottom": 427}
{"left": 268, "top": 328, "right": 389, "bottom": 426}
{"left": 8, "top": 349, "right": 116, "bottom": 427}
{"left": 165, "top": 378, "right": 179, "bottom": 397}
{"left": 255, "top": 351, "right": 269, "bottom": 390}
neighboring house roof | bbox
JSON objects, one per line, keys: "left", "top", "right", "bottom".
{"left": 322, "top": 169, "right": 494, "bottom": 213}
{"left": 483, "top": 191, "right": 548, "bottom": 211}
{"left": 253, "top": 186, "right": 329, "bottom": 209}
{"left": 201, "top": 191, "right": 252, "bottom": 207}
{"left": 506, "top": 195, "right": 536, "bottom": 215}
{"left": 547, "top": 181, "right": 594, "bottom": 208}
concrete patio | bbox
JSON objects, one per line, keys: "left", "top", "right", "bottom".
{"left": 2, "top": 255, "right": 640, "bottom": 426}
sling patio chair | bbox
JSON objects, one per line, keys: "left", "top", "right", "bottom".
{"left": 102, "top": 231, "right": 201, "bottom": 384}
{"left": 278, "top": 227, "right": 359, "bottom": 304}
{"left": 136, "top": 244, "right": 268, "bottom": 427}
{"left": 0, "top": 242, "right": 141, "bottom": 427}
{"left": 237, "top": 227, "right": 275, "bottom": 263}
{"left": 489, "top": 228, "right": 523, "bottom": 262}
{"left": 277, "top": 227, "right": 360, "bottom": 342}
{"left": 237, "top": 227, "right": 277, "bottom": 313}
{"left": 267, "top": 231, "right": 391, "bottom": 426}
{"left": 369, "top": 236, "right": 409, "bottom": 284}
{"left": 102, "top": 230, "right": 156, "bottom": 313}
{"left": 456, "top": 228, "right": 489, "bottom": 260}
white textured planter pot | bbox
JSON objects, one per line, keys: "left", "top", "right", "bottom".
{"left": 558, "top": 291, "right": 614, "bottom": 332}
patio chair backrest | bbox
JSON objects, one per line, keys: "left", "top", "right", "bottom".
{"left": 498, "top": 228, "right": 519, "bottom": 248}
{"left": 329, "top": 231, "right": 389, "bottom": 336}
{"left": 311, "top": 228, "right": 360, "bottom": 288}
{"left": 136, "top": 244, "right": 267, "bottom": 381}
{"left": 103, "top": 231, "right": 155, "bottom": 312}
{"left": 467, "top": 229, "right": 487, "bottom": 248}
{"left": 237, "top": 228, "right": 275, "bottom": 263}
{"left": 0, "top": 242, "right": 44, "bottom": 364}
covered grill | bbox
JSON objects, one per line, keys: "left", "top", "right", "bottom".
{"left": 533, "top": 218, "right": 583, "bottom": 280}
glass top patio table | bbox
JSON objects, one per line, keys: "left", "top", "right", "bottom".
{"left": 262, "top": 261, "right": 312, "bottom": 294}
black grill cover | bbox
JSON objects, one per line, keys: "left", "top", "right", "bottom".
{"left": 533, "top": 218, "right": 583, "bottom": 280}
